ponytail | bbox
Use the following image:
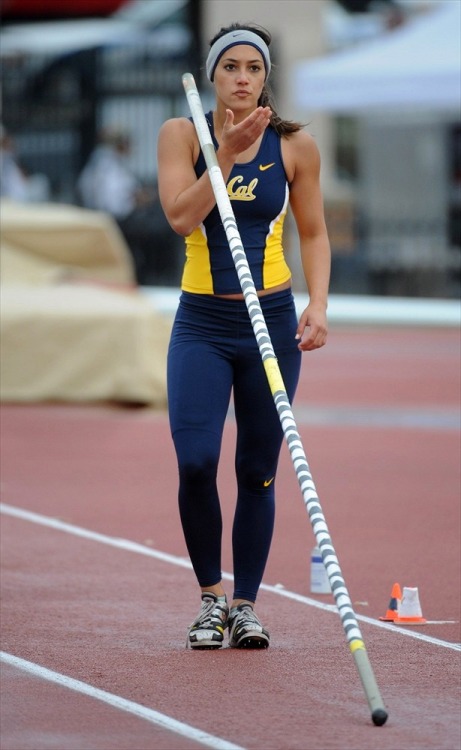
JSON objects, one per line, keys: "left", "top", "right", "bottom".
{"left": 258, "top": 82, "right": 305, "bottom": 136}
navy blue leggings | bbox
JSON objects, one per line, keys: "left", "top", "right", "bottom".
{"left": 167, "top": 289, "right": 301, "bottom": 602}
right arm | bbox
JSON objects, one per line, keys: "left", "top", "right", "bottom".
{"left": 157, "top": 108, "right": 272, "bottom": 237}
{"left": 157, "top": 117, "right": 234, "bottom": 236}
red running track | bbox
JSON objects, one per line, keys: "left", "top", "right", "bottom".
{"left": 1, "top": 326, "right": 460, "bottom": 750}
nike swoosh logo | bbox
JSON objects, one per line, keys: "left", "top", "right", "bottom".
{"left": 259, "top": 163, "right": 275, "bottom": 171}
{"left": 263, "top": 478, "right": 274, "bottom": 487}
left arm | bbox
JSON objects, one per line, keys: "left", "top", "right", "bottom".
{"left": 283, "top": 131, "right": 331, "bottom": 351}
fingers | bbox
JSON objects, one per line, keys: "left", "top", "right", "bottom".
{"left": 295, "top": 308, "right": 328, "bottom": 351}
{"left": 243, "top": 106, "right": 272, "bottom": 136}
{"left": 224, "top": 109, "right": 234, "bottom": 128}
{"left": 297, "top": 327, "right": 327, "bottom": 352}
{"left": 222, "top": 107, "right": 271, "bottom": 155}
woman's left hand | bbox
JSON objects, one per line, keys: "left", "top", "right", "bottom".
{"left": 295, "top": 305, "right": 328, "bottom": 351}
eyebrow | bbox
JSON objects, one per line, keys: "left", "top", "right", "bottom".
{"left": 221, "top": 56, "right": 263, "bottom": 64}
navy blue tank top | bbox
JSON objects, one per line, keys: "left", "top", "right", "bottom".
{"left": 182, "top": 112, "right": 291, "bottom": 295}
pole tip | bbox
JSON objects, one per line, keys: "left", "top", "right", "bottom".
{"left": 371, "top": 708, "right": 388, "bottom": 726}
{"left": 182, "top": 72, "right": 195, "bottom": 88}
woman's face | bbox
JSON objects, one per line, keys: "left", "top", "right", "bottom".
{"left": 213, "top": 44, "right": 265, "bottom": 110}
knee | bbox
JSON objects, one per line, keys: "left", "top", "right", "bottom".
{"left": 179, "top": 455, "right": 218, "bottom": 485}
{"left": 236, "top": 458, "right": 277, "bottom": 493}
{"left": 177, "top": 441, "right": 220, "bottom": 487}
{"left": 174, "top": 430, "right": 220, "bottom": 485}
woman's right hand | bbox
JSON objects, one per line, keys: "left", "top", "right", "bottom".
{"left": 219, "top": 107, "right": 272, "bottom": 158}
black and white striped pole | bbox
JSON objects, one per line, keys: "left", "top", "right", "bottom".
{"left": 182, "top": 72, "right": 388, "bottom": 727}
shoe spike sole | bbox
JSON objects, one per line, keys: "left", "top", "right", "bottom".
{"left": 233, "top": 637, "right": 269, "bottom": 649}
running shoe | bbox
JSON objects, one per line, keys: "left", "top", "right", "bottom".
{"left": 187, "top": 592, "right": 229, "bottom": 649}
{"left": 228, "top": 603, "right": 270, "bottom": 649}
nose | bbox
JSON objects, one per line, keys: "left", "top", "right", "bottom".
{"left": 235, "top": 67, "right": 250, "bottom": 83}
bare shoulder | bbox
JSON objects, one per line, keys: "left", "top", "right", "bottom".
{"left": 158, "top": 116, "right": 195, "bottom": 142}
{"left": 282, "top": 129, "right": 321, "bottom": 182}
{"left": 157, "top": 116, "right": 200, "bottom": 165}
{"left": 285, "top": 129, "right": 321, "bottom": 161}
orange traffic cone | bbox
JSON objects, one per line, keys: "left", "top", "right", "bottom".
{"left": 393, "top": 586, "right": 427, "bottom": 625}
{"left": 379, "top": 582, "right": 402, "bottom": 621}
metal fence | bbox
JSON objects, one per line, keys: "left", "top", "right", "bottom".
{"left": 1, "top": 7, "right": 460, "bottom": 297}
{"left": 1, "top": 5, "right": 204, "bottom": 286}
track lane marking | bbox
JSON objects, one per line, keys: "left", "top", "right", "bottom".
{"left": 1, "top": 502, "right": 459, "bottom": 652}
{"left": 0, "top": 652, "right": 246, "bottom": 750}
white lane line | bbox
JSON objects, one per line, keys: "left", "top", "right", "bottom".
{"left": 0, "top": 502, "right": 194, "bottom": 569}
{"left": 0, "top": 652, "right": 246, "bottom": 750}
{"left": 1, "top": 502, "right": 460, "bottom": 652}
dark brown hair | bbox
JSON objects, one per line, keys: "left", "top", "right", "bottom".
{"left": 209, "top": 22, "right": 305, "bottom": 136}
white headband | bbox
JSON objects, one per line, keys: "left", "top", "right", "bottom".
{"left": 206, "top": 30, "right": 271, "bottom": 82}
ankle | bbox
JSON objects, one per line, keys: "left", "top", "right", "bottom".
{"left": 201, "top": 584, "right": 226, "bottom": 599}
{"left": 231, "top": 598, "right": 254, "bottom": 610}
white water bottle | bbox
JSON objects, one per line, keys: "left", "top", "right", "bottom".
{"left": 310, "top": 546, "right": 331, "bottom": 594}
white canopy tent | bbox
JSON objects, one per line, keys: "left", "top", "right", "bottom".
{"left": 0, "top": 0, "right": 188, "bottom": 56}
{"left": 292, "top": 1, "right": 461, "bottom": 113}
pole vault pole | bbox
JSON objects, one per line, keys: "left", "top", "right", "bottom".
{"left": 182, "top": 72, "right": 388, "bottom": 727}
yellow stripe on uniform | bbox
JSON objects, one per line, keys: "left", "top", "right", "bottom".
{"left": 263, "top": 185, "right": 291, "bottom": 289}
{"left": 182, "top": 225, "right": 214, "bottom": 294}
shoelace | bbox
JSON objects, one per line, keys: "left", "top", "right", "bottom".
{"left": 232, "top": 606, "right": 261, "bottom": 630}
{"left": 193, "top": 598, "right": 227, "bottom": 629}
{"left": 186, "top": 599, "right": 228, "bottom": 649}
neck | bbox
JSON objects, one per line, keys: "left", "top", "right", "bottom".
{"left": 213, "top": 105, "right": 254, "bottom": 131}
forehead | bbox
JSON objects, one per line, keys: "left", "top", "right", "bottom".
{"left": 220, "top": 44, "right": 264, "bottom": 63}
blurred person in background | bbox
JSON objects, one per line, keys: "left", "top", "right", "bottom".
{"left": 77, "top": 127, "right": 182, "bottom": 285}
{"left": 1, "top": 124, "right": 50, "bottom": 203}
{"left": 1, "top": 124, "right": 30, "bottom": 202}
{"left": 77, "top": 127, "right": 141, "bottom": 220}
